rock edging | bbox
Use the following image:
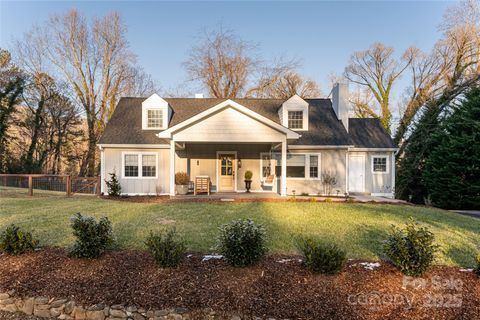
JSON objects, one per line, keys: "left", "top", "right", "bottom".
{"left": 0, "top": 291, "right": 210, "bottom": 320}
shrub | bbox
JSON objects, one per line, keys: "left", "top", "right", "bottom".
{"left": 0, "top": 224, "right": 38, "bottom": 255}
{"left": 145, "top": 228, "right": 186, "bottom": 267}
{"left": 69, "top": 213, "right": 115, "bottom": 258}
{"left": 175, "top": 172, "right": 190, "bottom": 185}
{"left": 296, "top": 237, "right": 346, "bottom": 274}
{"left": 216, "top": 219, "right": 267, "bottom": 267}
{"left": 474, "top": 254, "right": 480, "bottom": 277}
{"left": 383, "top": 219, "right": 439, "bottom": 276}
{"left": 244, "top": 170, "right": 253, "bottom": 180}
{"left": 321, "top": 171, "right": 337, "bottom": 195}
{"left": 105, "top": 172, "right": 121, "bottom": 196}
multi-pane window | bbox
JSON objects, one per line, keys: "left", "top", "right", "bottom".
{"left": 147, "top": 109, "right": 163, "bottom": 128}
{"left": 124, "top": 154, "right": 139, "bottom": 177}
{"left": 309, "top": 155, "right": 318, "bottom": 178}
{"left": 124, "top": 153, "right": 157, "bottom": 178}
{"left": 142, "top": 155, "right": 156, "bottom": 177}
{"left": 220, "top": 155, "right": 233, "bottom": 176}
{"left": 373, "top": 156, "right": 387, "bottom": 173}
{"left": 288, "top": 111, "right": 303, "bottom": 129}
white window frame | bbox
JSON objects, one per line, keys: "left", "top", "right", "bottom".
{"left": 371, "top": 155, "right": 389, "bottom": 174}
{"left": 121, "top": 152, "right": 158, "bottom": 179}
{"left": 262, "top": 152, "right": 321, "bottom": 180}
{"left": 143, "top": 108, "right": 166, "bottom": 130}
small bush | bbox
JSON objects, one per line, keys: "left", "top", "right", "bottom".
{"left": 244, "top": 170, "right": 253, "bottom": 180}
{"left": 70, "top": 213, "right": 115, "bottom": 258}
{"left": 474, "top": 254, "right": 480, "bottom": 276}
{"left": 383, "top": 218, "right": 439, "bottom": 277}
{"left": 105, "top": 172, "right": 121, "bottom": 196}
{"left": 145, "top": 228, "right": 186, "bottom": 268}
{"left": 296, "top": 237, "right": 346, "bottom": 274}
{"left": 216, "top": 219, "right": 267, "bottom": 267}
{"left": 0, "top": 224, "right": 38, "bottom": 255}
{"left": 175, "top": 172, "right": 190, "bottom": 185}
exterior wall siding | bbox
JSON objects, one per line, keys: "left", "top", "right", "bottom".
{"left": 349, "top": 151, "right": 394, "bottom": 194}
{"left": 103, "top": 148, "right": 170, "bottom": 195}
{"left": 173, "top": 108, "right": 286, "bottom": 143}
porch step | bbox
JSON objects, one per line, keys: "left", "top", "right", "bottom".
{"left": 220, "top": 198, "right": 235, "bottom": 202}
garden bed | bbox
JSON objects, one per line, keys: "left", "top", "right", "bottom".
{"left": 0, "top": 248, "right": 479, "bottom": 319}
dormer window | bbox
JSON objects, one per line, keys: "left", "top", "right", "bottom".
{"left": 142, "top": 93, "right": 170, "bottom": 130}
{"left": 288, "top": 111, "right": 304, "bottom": 129}
{"left": 147, "top": 109, "right": 163, "bottom": 128}
{"left": 278, "top": 95, "right": 309, "bottom": 131}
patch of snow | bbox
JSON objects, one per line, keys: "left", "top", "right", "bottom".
{"left": 186, "top": 254, "right": 193, "bottom": 258}
{"left": 459, "top": 268, "right": 473, "bottom": 272}
{"left": 276, "top": 258, "right": 303, "bottom": 264}
{"left": 350, "top": 262, "right": 381, "bottom": 270}
{"left": 202, "top": 255, "right": 223, "bottom": 262}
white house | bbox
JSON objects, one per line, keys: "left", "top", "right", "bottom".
{"left": 98, "top": 83, "right": 397, "bottom": 197}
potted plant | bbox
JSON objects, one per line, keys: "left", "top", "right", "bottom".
{"left": 175, "top": 172, "right": 190, "bottom": 195}
{"left": 244, "top": 170, "right": 253, "bottom": 193}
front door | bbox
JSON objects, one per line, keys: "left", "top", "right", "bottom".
{"left": 348, "top": 154, "right": 365, "bottom": 192}
{"left": 218, "top": 153, "right": 235, "bottom": 192}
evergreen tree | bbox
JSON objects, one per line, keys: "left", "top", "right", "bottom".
{"left": 105, "top": 172, "right": 122, "bottom": 196}
{"left": 423, "top": 88, "right": 480, "bottom": 209}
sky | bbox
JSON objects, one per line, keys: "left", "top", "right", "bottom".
{"left": 0, "top": 0, "right": 454, "bottom": 103}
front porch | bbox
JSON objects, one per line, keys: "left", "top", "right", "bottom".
{"left": 170, "top": 142, "right": 287, "bottom": 196}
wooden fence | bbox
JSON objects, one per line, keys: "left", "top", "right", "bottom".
{"left": 0, "top": 174, "right": 101, "bottom": 196}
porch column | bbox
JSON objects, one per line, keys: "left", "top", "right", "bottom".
{"left": 169, "top": 139, "right": 175, "bottom": 196}
{"left": 281, "top": 138, "right": 287, "bottom": 196}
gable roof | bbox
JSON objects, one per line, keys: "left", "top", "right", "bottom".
{"left": 98, "top": 96, "right": 394, "bottom": 148}
{"left": 157, "top": 99, "right": 300, "bottom": 139}
{"left": 348, "top": 118, "right": 396, "bottom": 148}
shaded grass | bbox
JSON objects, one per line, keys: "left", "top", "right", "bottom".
{"left": 1, "top": 187, "right": 479, "bottom": 266}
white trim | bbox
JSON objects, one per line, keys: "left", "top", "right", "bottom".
{"left": 157, "top": 99, "right": 301, "bottom": 140}
{"left": 281, "top": 139, "right": 287, "bottom": 196}
{"left": 289, "top": 145, "right": 353, "bottom": 150}
{"left": 170, "top": 140, "right": 175, "bottom": 196}
{"left": 98, "top": 144, "right": 170, "bottom": 149}
{"left": 100, "top": 147, "right": 105, "bottom": 194}
{"left": 391, "top": 152, "right": 396, "bottom": 197}
{"left": 348, "top": 154, "right": 366, "bottom": 193}
{"left": 371, "top": 155, "right": 390, "bottom": 174}
{"left": 350, "top": 147, "right": 398, "bottom": 152}
{"left": 216, "top": 151, "right": 237, "bottom": 192}
{"left": 143, "top": 108, "right": 166, "bottom": 130}
{"left": 287, "top": 110, "right": 308, "bottom": 131}
{"left": 121, "top": 152, "right": 159, "bottom": 179}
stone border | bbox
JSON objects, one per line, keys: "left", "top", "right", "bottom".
{"left": 0, "top": 291, "right": 208, "bottom": 320}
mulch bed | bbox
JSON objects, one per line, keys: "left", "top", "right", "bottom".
{"left": 0, "top": 248, "right": 478, "bottom": 320}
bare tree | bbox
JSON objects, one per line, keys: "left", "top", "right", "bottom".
{"left": 248, "top": 70, "right": 321, "bottom": 99}
{"left": 344, "top": 43, "right": 416, "bottom": 133}
{"left": 184, "top": 28, "right": 257, "bottom": 98}
{"left": 395, "top": 0, "right": 480, "bottom": 145}
{"left": 23, "top": 10, "right": 151, "bottom": 176}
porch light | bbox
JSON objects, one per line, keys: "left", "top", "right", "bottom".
{"left": 238, "top": 159, "right": 242, "bottom": 168}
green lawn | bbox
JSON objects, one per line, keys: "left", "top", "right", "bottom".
{"left": 1, "top": 187, "right": 479, "bottom": 266}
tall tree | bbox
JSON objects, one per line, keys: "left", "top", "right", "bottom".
{"left": 0, "top": 49, "right": 25, "bottom": 173}
{"left": 248, "top": 70, "right": 321, "bottom": 99}
{"left": 23, "top": 10, "right": 155, "bottom": 176}
{"left": 395, "top": 0, "right": 480, "bottom": 146}
{"left": 344, "top": 43, "right": 416, "bottom": 133}
{"left": 184, "top": 28, "right": 315, "bottom": 99}
{"left": 422, "top": 87, "right": 480, "bottom": 209}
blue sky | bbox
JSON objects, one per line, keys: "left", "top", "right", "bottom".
{"left": 0, "top": 1, "right": 453, "bottom": 100}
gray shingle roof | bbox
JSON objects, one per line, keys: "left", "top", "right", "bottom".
{"left": 348, "top": 118, "right": 396, "bottom": 148}
{"left": 98, "top": 97, "right": 395, "bottom": 149}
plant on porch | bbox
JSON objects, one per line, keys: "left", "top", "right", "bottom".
{"left": 244, "top": 170, "right": 253, "bottom": 193}
{"left": 175, "top": 172, "right": 190, "bottom": 195}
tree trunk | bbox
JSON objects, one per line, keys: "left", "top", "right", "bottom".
{"left": 24, "top": 99, "right": 45, "bottom": 173}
